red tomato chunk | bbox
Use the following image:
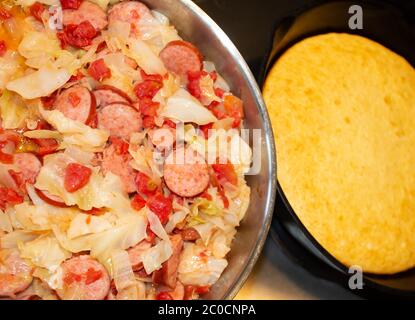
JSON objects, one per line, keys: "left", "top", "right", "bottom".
{"left": 64, "top": 163, "right": 92, "bottom": 193}
{"left": 147, "top": 192, "right": 172, "bottom": 224}
{"left": 88, "top": 58, "right": 111, "bottom": 81}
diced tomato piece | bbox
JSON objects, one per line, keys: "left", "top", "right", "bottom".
{"left": 207, "top": 100, "right": 226, "bottom": 120}
{"left": 138, "top": 97, "right": 159, "bottom": 117}
{"left": 85, "top": 268, "right": 102, "bottom": 285}
{"left": 8, "top": 170, "right": 24, "bottom": 191}
{"left": 0, "top": 187, "right": 24, "bottom": 210}
{"left": 0, "top": 7, "right": 11, "bottom": 20}
{"left": 195, "top": 285, "right": 210, "bottom": 294}
{"left": 29, "top": 2, "right": 46, "bottom": 22}
{"left": 33, "top": 138, "right": 59, "bottom": 156}
{"left": 57, "top": 21, "right": 97, "bottom": 49}
{"left": 140, "top": 70, "right": 163, "bottom": 83}
{"left": 156, "top": 292, "right": 173, "bottom": 300}
{"left": 214, "top": 87, "right": 225, "bottom": 98}
{"left": 212, "top": 162, "right": 238, "bottom": 186}
{"left": 142, "top": 116, "right": 156, "bottom": 129}
{"left": 134, "top": 80, "right": 163, "bottom": 99}
{"left": 199, "top": 123, "right": 213, "bottom": 139}
{"left": 131, "top": 194, "right": 146, "bottom": 211}
{"left": 64, "top": 163, "right": 92, "bottom": 193}
{"left": 209, "top": 169, "right": 229, "bottom": 209}
{"left": 63, "top": 271, "right": 82, "bottom": 285}
{"left": 0, "top": 40, "right": 7, "bottom": 57}
{"left": 187, "top": 70, "right": 217, "bottom": 100}
{"left": 109, "top": 137, "right": 129, "bottom": 155}
{"left": 224, "top": 94, "right": 244, "bottom": 128}
{"left": 146, "top": 192, "right": 172, "bottom": 224}
{"left": 0, "top": 150, "right": 13, "bottom": 164}
{"left": 88, "top": 58, "right": 111, "bottom": 81}
{"left": 163, "top": 119, "right": 176, "bottom": 129}
{"left": 69, "top": 70, "right": 85, "bottom": 82}
{"left": 60, "top": 0, "right": 83, "bottom": 10}
{"left": 0, "top": 140, "right": 13, "bottom": 164}
{"left": 96, "top": 41, "right": 107, "bottom": 53}
{"left": 135, "top": 171, "right": 158, "bottom": 197}
{"left": 68, "top": 92, "right": 81, "bottom": 107}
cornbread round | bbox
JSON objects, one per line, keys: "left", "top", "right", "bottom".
{"left": 264, "top": 33, "right": 415, "bottom": 274}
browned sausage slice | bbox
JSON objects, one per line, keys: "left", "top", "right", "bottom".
{"left": 0, "top": 249, "right": 33, "bottom": 298}
{"left": 163, "top": 147, "right": 209, "bottom": 198}
{"left": 152, "top": 234, "right": 183, "bottom": 289}
{"left": 54, "top": 85, "right": 96, "bottom": 124}
{"left": 159, "top": 40, "right": 203, "bottom": 78}
{"left": 56, "top": 255, "right": 110, "bottom": 300}
{"left": 127, "top": 240, "right": 152, "bottom": 271}
{"left": 63, "top": 1, "right": 108, "bottom": 31}
{"left": 97, "top": 103, "right": 142, "bottom": 140}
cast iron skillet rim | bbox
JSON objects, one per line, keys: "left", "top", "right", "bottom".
{"left": 179, "top": 0, "right": 277, "bottom": 300}
{"left": 263, "top": 0, "right": 415, "bottom": 297}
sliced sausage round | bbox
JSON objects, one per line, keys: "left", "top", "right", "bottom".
{"left": 63, "top": 1, "right": 108, "bottom": 31}
{"left": 54, "top": 85, "right": 96, "bottom": 124}
{"left": 94, "top": 85, "right": 132, "bottom": 107}
{"left": 56, "top": 255, "right": 110, "bottom": 300}
{"left": 108, "top": 1, "right": 153, "bottom": 32}
{"left": 152, "top": 234, "right": 183, "bottom": 289}
{"left": 163, "top": 147, "right": 209, "bottom": 198}
{"left": 159, "top": 40, "right": 203, "bottom": 78}
{"left": 13, "top": 153, "right": 42, "bottom": 185}
{"left": 97, "top": 103, "right": 142, "bottom": 140}
{"left": 0, "top": 249, "right": 33, "bottom": 297}
{"left": 101, "top": 143, "right": 137, "bottom": 193}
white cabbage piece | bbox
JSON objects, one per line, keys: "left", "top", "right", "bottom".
{"left": 0, "top": 209, "right": 13, "bottom": 233}
{"left": 116, "top": 280, "right": 146, "bottom": 300}
{"left": 35, "top": 152, "right": 126, "bottom": 210}
{"left": 161, "top": 88, "right": 217, "bottom": 125}
{"left": 126, "top": 38, "right": 167, "bottom": 75}
{"left": 14, "top": 202, "right": 78, "bottom": 231}
{"left": 18, "top": 235, "right": 71, "bottom": 271}
{"left": 33, "top": 266, "right": 64, "bottom": 291}
{"left": 15, "top": 0, "right": 59, "bottom": 5}
{"left": 146, "top": 208, "right": 169, "bottom": 242}
{"left": 0, "top": 89, "right": 29, "bottom": 129}
{"left": 0, "top": 51, "right": 23, "bottom": 90}
{"left": 67, "top": 213, "right": 113, "bottom": 239}
{"left": 7, "top": 67, "right": 71, "bottom": 99}
{"left": 39, "top": 108, "right": 109, "bottom": 151}
{"left": 178, "top": 243, "right": 228, "bottom": 286}
{"left": 0, "top": 230, "right": 39, "bottom": 249}
{"left": 141, "top": 240, "right": 172, "bottom": 274}
{"left": 24, "top": 129, "right": 62, "bottom": 140}
{"left": 111, "top": 249, "right": 136, "bottom": 292}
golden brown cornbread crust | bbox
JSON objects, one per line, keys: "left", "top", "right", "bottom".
{"left": 264, "top": 33, "right": 415, "bottom": 274}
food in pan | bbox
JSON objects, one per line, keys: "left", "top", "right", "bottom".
{"left": 264, "top": 33, "right": 415, "bottom": 274}
{"left": 0, "top": 0, "right": 252, "bottom": 299}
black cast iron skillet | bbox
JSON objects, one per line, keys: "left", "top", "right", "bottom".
{"left": 261, "top": 0, "right": 415, "bottom": 299}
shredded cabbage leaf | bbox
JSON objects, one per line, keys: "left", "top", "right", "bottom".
{"left": 178, "top": 243, "right": 227, "bottom": 286}
{"left": 18, "top": 235, "right": 71, "bottom": 271}
{"left": 6, "top": 67, "right": 71, "bottom": 99}
{"left": 0, "top": 89, "right": 30, "bottom": 129}
{"left": 161, "top": 89, "right": 217, "bottom": 125}
{"left": 39, "top": 108, "right": 109, "bottom": 151}
{"left": 141, "top": 239, "right": 172, "bottom": 274}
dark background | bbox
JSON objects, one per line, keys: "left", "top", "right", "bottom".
{"left": 193, "top": 0, "right": 415, "bottom": 79}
